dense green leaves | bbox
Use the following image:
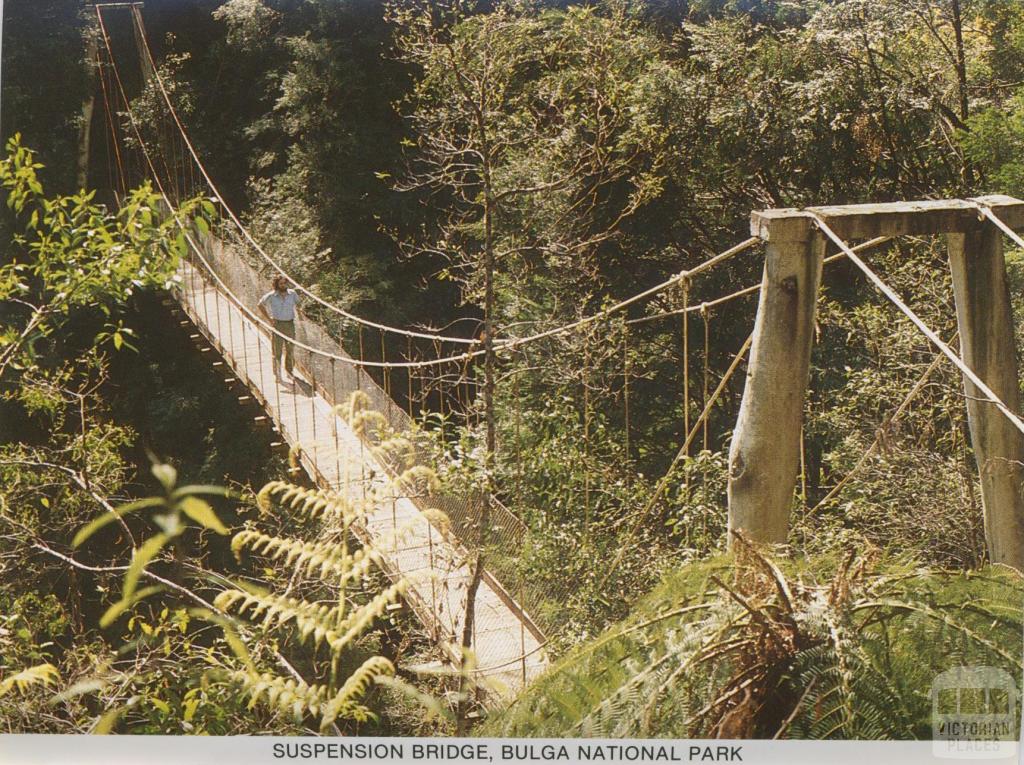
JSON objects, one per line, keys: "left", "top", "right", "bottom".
{"left": 6, "top": 0, "right": 1024, "bottom": 738}
{"left": 0, "top": 135, "right": 190, "bottom": 375}
{"left": 483, "top": 552, "right": 1024, "bottom": 739}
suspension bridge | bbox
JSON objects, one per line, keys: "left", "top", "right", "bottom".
{"left": 90, "top": 3, "right": 1024, "bottom": 699}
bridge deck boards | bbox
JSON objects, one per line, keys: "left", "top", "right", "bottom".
{"left": 174, "top": 262, "right": 546, "bottom": 695}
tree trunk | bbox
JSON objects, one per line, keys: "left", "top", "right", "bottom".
{"left": 456, "top": 143, "right": 495, "bottom": 735}
{"left": 950, "top": 0, "right": 975, "bottom": 187}
{"left": 77, "top": 33, "right": 99, "bottom": 190}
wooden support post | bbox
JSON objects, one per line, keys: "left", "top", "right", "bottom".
{"left": 727, "top": 218, "right": 824, "bottom": 545}
{"left": 947, "top": 228, "right": 1024, "bottom": 569}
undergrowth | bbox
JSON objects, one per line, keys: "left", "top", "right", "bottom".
{"left": 482, "top": 537, "right": 1023, "bottom": 739}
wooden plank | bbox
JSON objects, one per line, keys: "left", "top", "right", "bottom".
{"left": 752, "top": 195, "right": 1024, "bottom": 242}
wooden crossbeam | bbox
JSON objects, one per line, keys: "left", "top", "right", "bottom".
{"left": 752, "top": 195, "right": 1024, "bottom": 241}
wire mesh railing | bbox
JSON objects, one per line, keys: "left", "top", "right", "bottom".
{"left": 161, "top": 224, "right": 550, "bottom": 700}
{"left": 189, "top": 224, "right": 547, "bottom": 632}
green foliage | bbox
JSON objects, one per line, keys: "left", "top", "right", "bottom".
{"left": 210, "top": 394, "right": 448, "bottom": 731}
{"left": 49, "top": 444, "right": 437, "bottom": 733}
{"left": 392, "top": 0, "right": 676, "bottom": 314}
{"left": 0, "top": 135, "right": 210, "bottom": 377}
{"left": 0, "top": 0, "right": 89, "bottom": 190}
{"left": 43, "top": 607, "right": 303, "bottom": 736}
{"left": 796, "top": 238, "right": 984, "bottom": 567}
{"left": 73, "top": 461, "right": 232, "bottom": 626}
{"left": 228, "top": 655, "right": 395, "bottom": 729}
{"left": 219, "top": 478, "right": 413, "bottom": 729}
{"left": 963, "top": 94, "right": 1024, "bottom": 196}
{"left": 483, "top": 545, "right": 1024, "bottom": 739}
{"left": 8, "top": 0, "right": 1024, "bottom": 740}
{"left": 0, "top": 137, "right": 423, "bottom": 734}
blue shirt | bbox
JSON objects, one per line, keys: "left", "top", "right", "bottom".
{"left": 259, "top": 289, "right": 300, "bottom": 321}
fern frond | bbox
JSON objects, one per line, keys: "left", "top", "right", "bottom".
{"left": 334, "top": 390, "right": 371, "bottom": 422}
{"left": 218, "top": 578, "right": 409, "bottom": 655}
{"left": 0, "top": 663, "right": 61, "bottom": 697}
{"left": 336, "top": 542, "right": 386, "bottom": 590}
{"left": 330, "top": 579, "right": 410, "bottom": 653}
{"left": 855, "top": 599, "right": 1024, "bottom": 669}
{"left": 231, "top": 530, "right": 353, "bottom": 581}
{"left": 394, "top": 465, "right": 440, "bottom": 496}
{"left": 255, "top": 483, "right": 275, "bottom": 514}
{"left": 228, "top": 667, "right": 330, "bottom": 722}
{"left": 214, "top": 589, "right": 339, "bottom": 648}
{"left": 228, "top": 646, "right": 395, "bottom": 728}
{"left": 348, "top": 411, "right": 389, "bottom": 440}
{"left": 228, "top": 398, "right": 445, "bottom": 729}
{"left": 372, "top": 436, "right": 417, "bottom": 470}
{"left": 374, "top": 507, "right": 452, "bottom": 554}
{"left": 288, "top": 444, "right": 303, "bottom": 471}
{"left": 321, "top": 656, "right": 395, "bottom": 729}
{"left": 253, "top": 482, "right": 362, "bottom": 525}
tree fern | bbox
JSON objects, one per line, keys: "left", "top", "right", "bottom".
{"left": 346, "top": 410, "right": 390, "bottom": 441}
{"left": 216, "top": 579, "right": 411, "bottom": 655}
{"left": 372, "top": 436, "right": 418, "bottom": 471}
{"left": 214, "top": 589, "right": 341, "bottom": 648}
{"left": 256, "top": 482, "right": 362, "bottom": 526}
{"left": 231, "top": 530, "right": 356, "bottom": 582}
{"left": 321, "top": 656, "right": 396, "bottom": 726}
{"left": 484, "top": 543, "right": 1023, "bottom": 740}
{"left": 394, "top": 465, "right": 441, "bottom": 497}
{"left": 229, "top": 656, "right": 399, "bottom": 730}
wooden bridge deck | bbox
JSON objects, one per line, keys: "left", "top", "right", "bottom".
{"left": 173, "top": 260, "right": 547, "bottom": 696}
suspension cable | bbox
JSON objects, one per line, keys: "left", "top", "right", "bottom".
{"left": 625, "top": 235, "right": 894, "bottom": 327}
{"left": 104, "top": 32, "right": 763, "bottom": 370}
{"left": 104, "top": 7, "right": 554, "bottom": 669}
{"left": 809, "top": 213, "right": 1024, "bottom": 437}
{"left": 97, "top": 9, "right": 409, "bottom": 368}
{"left": 970, "top": 199, "right": 1024, "bottom": 251}
{"left": 126, "top": 5, "right": 477, "bottom": 346}
{"left": 114, "top": 5, "right": 761, "bottom": 366}
{"left": 597, "top": 332, "right": 755, "bottom": 591}
{"left": 505, "top": 237, "right": 759, "bottom": 344}
{"left": 804, "top": 334, "right": 957, "bottom": 518}
{"left": 93, "top": 10, "right": 510, "bottom": 369}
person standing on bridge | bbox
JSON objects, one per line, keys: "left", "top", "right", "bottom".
{"left": 258, "top": 275, "right": 301, "bottom": 382}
